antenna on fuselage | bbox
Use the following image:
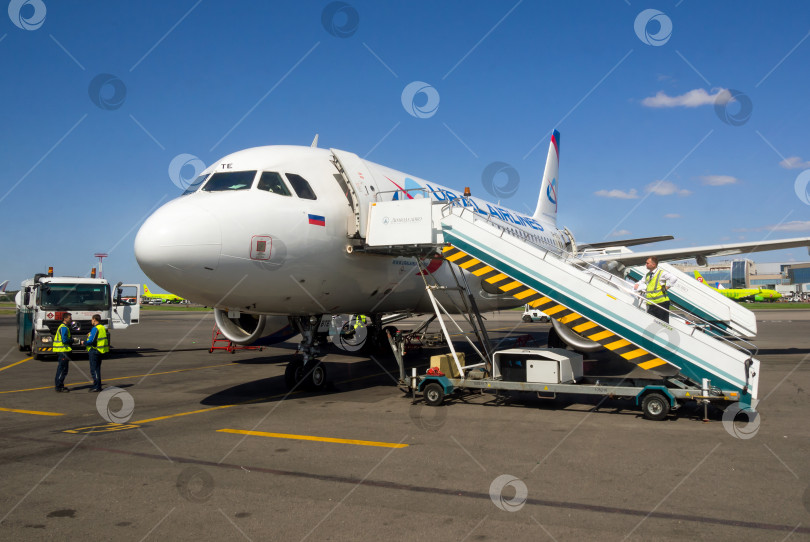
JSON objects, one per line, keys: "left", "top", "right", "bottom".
{"left": 310, "top": 134, "right": 319, "bottom": 148}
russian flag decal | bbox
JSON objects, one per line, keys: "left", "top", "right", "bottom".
{"left": 308, "top": 214, "right": 326, "bottom": 226}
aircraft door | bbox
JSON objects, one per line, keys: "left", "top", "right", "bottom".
{"left": 110, "top": 284, "right": 140, "bottom": 329}
{"left": 330, "top": 149, "right": 379, "bottom": 238}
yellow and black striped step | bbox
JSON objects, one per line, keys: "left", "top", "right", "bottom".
{"left": 442, "top": 246, "right": 668, "bottom": 371}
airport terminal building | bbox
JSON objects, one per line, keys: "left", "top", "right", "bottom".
{"left": 672, "top": 259, "right": 810, "bottom": 295}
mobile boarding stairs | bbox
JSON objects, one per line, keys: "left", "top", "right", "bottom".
{"left": 364, "top": 197, "right": 760, "bottom": 415}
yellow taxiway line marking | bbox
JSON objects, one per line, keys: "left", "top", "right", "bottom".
{"left": 0, "top": 357, "right": 33, "bottom": 373}
{"left": 132, "top": 404, "right": 238, "bottom": 424}
{"left": 0, "top": 406, "right": 63, "bottom": 416}
{"left": 217, "top": 428, "right": 409, "bottom": 449}
{"left": 131, "top": 370, "right": 398, "bottom": 425}
{"left": 0, "top": 362, "right": 238, "bottom": 394}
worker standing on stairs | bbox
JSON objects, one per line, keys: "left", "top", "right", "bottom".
{"left": 634, "top": 256, "right": 678, "bottom": 323}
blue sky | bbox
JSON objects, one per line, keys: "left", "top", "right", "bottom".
{"left": 1, "top": 0, "right": 809, "bottom": 290}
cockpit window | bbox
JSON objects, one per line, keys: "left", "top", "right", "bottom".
{"left": 182, "top": 174, "right": 209, "bottom": 195}
{"left": 202, "top": 171, "right": 257, "bottom": 192}
{"left": 286, "top": 173, "right": 317, "bottom": 200}
{"left": 257, "top": 171, "right": 291, "bottom": 196}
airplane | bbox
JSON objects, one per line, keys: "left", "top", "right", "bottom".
{"left": 133, "top": 130, "right": 810, "bottom": 390}
{"left": 142, "top": 284, "right": 186, "bottom": 304}
{"left": 693, "top": 270, "right": 782, "bottom": 302}
{"left": 0, "top": 280, "right": 10, "bottom": 301}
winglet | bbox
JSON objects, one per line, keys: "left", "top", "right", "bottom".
{"left": 310, "top": 134, "right": 319, "bottom": 148}
{"left": 533, "top": 129, "right": 560, "bottom": 226}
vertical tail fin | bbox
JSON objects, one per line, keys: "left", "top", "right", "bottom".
{"left": 533, "top": 129, "right": 560, "bottom": 225}
{"left": 143, "top": 284, "right": 150, "bottom": 295}
{"left": 694, "top": 271, "right": 721, "bottom": 290}
{"left": 0, "top": 280, "right": 8, "bottom": 293}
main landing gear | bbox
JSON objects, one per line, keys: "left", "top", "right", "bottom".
{"left": 285, "top": 316, "right": 329, "bottom": 391}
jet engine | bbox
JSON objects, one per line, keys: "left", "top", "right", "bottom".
{"left": 213, "top": 309, "right": 296, "bottom": 346}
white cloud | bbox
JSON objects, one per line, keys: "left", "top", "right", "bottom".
{"left": 779, "top": 156, "right": 810, "bottom": 170}
{"left": 594, "top": 188, "right": 639, "bottom": 199}
{"left": 641, "top": 88, "right": 731, "bottom": 108}
{"left": 765, "top": 221, "right": 810, "bottom": 232}
{"left": 734, "top": 221, "right": 810, "bottom": 233}
{"left": 664, "top": 213, "right": 681, "bottom": 218}
{"left": 699, "top": 175, "right": 739, "bottom": 186}
{"left": 645, "top": 180, "right": 691, "bottom": 196}
{"left": 610, "top": 229, "right": 631, "bottom": 237}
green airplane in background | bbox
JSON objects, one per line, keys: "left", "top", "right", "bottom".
{"left": 143, "top": 284, "right": 186, "bottom": 304}
{"left": 693, "top": 271, "right": 782, "bottom": 302}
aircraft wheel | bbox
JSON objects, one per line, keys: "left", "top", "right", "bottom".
{"left": 307, "top": 363, "right": 327, "bottom": 391}
{"left": 423, "top": 382, "right": 445, "bottom": 407}
{"left": 641, "top": 392, "right": 670, "bottom": 421}
{"left": 284, "top": 359, "right": 304, "bottom": 390}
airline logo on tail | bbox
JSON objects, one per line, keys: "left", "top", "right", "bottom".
{"left": 546, "top": 177, "right": 557, "bottom": 206}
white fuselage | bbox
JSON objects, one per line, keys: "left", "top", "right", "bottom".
{"left": 134, "top": 145, "right": 568, "bottom": 316}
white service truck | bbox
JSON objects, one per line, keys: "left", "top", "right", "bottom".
{"left": 15, "top": 269, "right": 140, "bottom": 359}
{"left": 522, "top": 304, "right": 550, "bottom": 323}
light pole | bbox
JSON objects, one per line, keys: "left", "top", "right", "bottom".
{"left": 93, "top": 253, "right": 108, "bottom": 279}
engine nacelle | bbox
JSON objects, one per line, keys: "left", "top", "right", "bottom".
{"left": 213, "top": 309, "right": 296, "bottom": 346}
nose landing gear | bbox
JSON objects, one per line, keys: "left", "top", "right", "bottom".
{"left": 285, "top": 316, "right": 329, "bottom": 391}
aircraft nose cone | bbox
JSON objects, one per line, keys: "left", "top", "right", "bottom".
{"left": 134, "top": 199, "right": 221, "bottom": 291}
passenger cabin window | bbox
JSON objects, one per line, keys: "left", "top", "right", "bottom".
{"left": 202, "top": 170, "right": 257, "bottom": 192}
{"left": 286, "top": 173, "right": 317, "bottom": 200}
{"left": 257, "top": 171, "right": 291, "bottom": 196}
{"left": 182, "top": 173, "right": 209, "bottom": 195}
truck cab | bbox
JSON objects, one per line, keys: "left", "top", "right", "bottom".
{"left": 16, "top": 273, "right": 140, "bottom": 359}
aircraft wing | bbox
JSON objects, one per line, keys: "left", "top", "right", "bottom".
{"left": 578, "top": 235, "right": 674, "bottom": 250}
{"left": 581, "top": 236, "right": 810, "bottom": 267}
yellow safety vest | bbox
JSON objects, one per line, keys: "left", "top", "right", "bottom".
{"left": 86, "top": 324, "right": 109, "bottom": 354}
{"left": 645, "top": 268, "right": 669, "bottom": 304}
{"left": 53, "top": 323, "right": 72, "bottom": 353}
{"left": 353, "top": 315, "right": 367, "bottom": 329}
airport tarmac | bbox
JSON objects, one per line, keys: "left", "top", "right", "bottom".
{"left": 1, "top": 310, "right": 809, "bottom": 541}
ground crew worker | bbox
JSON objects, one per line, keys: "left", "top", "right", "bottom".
{"left": 53, "top": 312, "right": 74, "bottom": 392}
{"left": 84, "top": 314, "right": 108, "bottom": 392}
{"left": 353, "top": 314, "right": 367, "bottom": 330}
{"left": 634, "top": 256, "right": 678, "bottom": 323}
{"left": 342, "top": 314, "right": 367, "bottom": 339}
